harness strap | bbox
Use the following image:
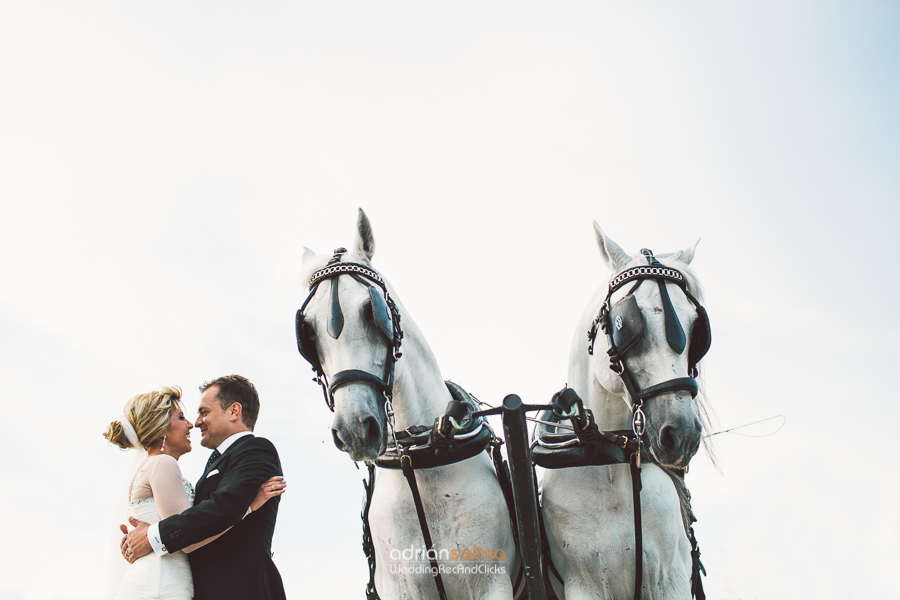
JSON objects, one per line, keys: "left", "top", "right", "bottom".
{"left": 400, "top": 454, "right": 449, "bottom": 600}
{"left": 491, "top": 442, "right": 519, "bottom": 552}
{"left": 533, "top": 462, "right": 565, "bottom": 597}
{"left": 362, "top": 463, "right": 379, "bottom": 600}
{"left": 690, "top": 524, "right": 706, "bottom": 600}
{"left": 630, "top": 452, "right": 643, "bottom": 600}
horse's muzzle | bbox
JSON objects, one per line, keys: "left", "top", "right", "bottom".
{"left": 644, "top": 401, "right": 702, "bottom": 467}
{"left": 331, "top": 412, "right": 385, "bottom": 462}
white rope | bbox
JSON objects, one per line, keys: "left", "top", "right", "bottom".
{"left": 703, "top": 414, "right": 785, "bottom": 438}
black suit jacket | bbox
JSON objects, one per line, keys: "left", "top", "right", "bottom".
{"left": 158, "top": 434, "right": 286, "bottom": 600}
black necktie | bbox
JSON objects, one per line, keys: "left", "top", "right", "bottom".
{"left": 206, "top": 449, "right": 221, "bottom": 471}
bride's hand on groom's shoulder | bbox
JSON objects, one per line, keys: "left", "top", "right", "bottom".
{"left": 251, "top": 476, "right": 287, "bottom": 512}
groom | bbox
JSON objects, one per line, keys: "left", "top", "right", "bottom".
{"left": 122, "top": 375, "right": 286, "bottom": 600}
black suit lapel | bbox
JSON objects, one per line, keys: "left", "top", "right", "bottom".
{"left": 196, "top": 434, "right": 255, "bottom": 494}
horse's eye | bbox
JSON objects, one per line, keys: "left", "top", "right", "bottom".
{"left": 362, "top": 299, "right": 375, "bottom": 321}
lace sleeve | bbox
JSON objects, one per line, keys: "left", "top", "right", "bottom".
{"left": 148, "top": 456, "right": 192, "bottom": 520}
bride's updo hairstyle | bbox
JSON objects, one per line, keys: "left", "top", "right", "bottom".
{"left": 104, "top": 386, "right": 184, "bottom": 450}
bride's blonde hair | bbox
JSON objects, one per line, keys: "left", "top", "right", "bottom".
{"left": 104, "top": 386, "right": 183, "bottom": 450}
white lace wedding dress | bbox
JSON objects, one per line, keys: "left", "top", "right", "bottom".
{"left": 114, "top": 455, "right": 195, "bottom": 600}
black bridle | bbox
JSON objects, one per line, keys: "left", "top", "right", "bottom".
{"left": 583, "top": 248, "right": 711, "bottom": 600}
{"left": 295, "top": 247, "right": 404, "bottom": 412}
{"left": 588, "top": 248, "right": 711, "bottom": 415}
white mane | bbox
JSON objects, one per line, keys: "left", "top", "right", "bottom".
{"left": 298, "top": 250, "right": 330, "bottom": 289}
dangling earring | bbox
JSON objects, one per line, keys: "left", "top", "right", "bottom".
{"left": 161, "top": 435, "right": 167, "bottom": 452}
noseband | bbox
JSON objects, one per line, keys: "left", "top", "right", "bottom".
{"left": 587, "top": 249, "right": 711, "bottom": 433}
{"left": 295, "top": 248, "right": 404, "bottom": 411}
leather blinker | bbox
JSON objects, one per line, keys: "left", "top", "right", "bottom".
{"left": 688, "top": 304, "right": 711, "bottom": 372}
{"left": 296, "top": 310, "right": 322, "bottom": 373}
{"left": 369, "top": 285, "right": 393, "bottom": 341}
{"left": 610, "top": 294, "right": 643, "bottom": 355}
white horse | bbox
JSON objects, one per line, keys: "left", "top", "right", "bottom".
{"left": 298, "top": 209, "right": 517, "bottom": 600}
{"left": 540, "top": 222, "right": 710, "bottom": 600}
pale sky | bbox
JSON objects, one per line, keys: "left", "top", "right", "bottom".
{"left": 1, "top": 2, "right": 898, "bottom": 599}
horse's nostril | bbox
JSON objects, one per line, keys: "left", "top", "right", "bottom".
{"left": 363, "top": 416, "right": 382, "bottom": 447}
{"left": 659, "top": 424, "right": 681, "bottom": 451}
{"left": 331, "top": 428, "right": 346, "bottom": 451}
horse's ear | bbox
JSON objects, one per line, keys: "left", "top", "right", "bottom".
{"left": 302, "top": 247, "right": 316, "bottom": 265}
{"left": 354, "top": 208, "right": 376, "bottom": 260}
{"left": 671, "top": 238, "right": 700, "bottom": 265}
{"left": 594, "top": 221, "right": 630, "bottom": 271}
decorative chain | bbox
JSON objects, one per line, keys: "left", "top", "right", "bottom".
{"left": 310, "top": 258, "right": 404, "bottom": 361}
{"left": 310, "top": 262, "right": 385, "bottom": 289}
{"left": 609, "top": 265, "right": 684, "bottom": 292}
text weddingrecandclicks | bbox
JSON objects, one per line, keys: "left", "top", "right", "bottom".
{"left": 388, "top": 545, "right": 509, "bottom": 576}
{"left": 389, "top": 563, "right": 507, "bottom": 576}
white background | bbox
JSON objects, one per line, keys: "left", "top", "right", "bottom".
{"left": 1, "top": 2, "right": 898, "bottom": 598}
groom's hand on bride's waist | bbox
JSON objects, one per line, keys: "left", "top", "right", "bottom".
{"left": 121, "top": 517, "right": 152, "bottom": 563}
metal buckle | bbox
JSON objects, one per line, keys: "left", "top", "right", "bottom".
{"left": 632, "top": 403, "right": 645, "bottom": 437}
{"left": 632, "top": 400, "right": 645, "bottom": 470}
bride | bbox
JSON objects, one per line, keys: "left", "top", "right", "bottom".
{"left": 104, "top": 385, "right": 285, "bottom": 600}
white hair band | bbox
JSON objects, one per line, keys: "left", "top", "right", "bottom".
{"left": 118, "top": 417, "right": 142, "bottom": 450}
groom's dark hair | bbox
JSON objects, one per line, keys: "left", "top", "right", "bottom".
{"left": 200, "top": 374, "right": 260, "bottom": 430}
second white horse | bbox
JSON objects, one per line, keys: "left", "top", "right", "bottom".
{"left": 541, "top": 222, "right": 711, "bottom": 600}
